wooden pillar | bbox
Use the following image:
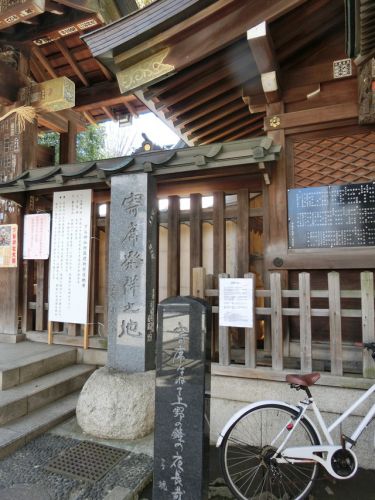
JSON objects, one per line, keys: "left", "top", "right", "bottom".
{"left": 190, "top": 193, "right": 202, "bottom": 293}
{"left": 213, "top": 191, "right": 225, "bottom": 276}
{"left": 264, "top": 101, "right": 288, "bottom": 269}
{"left": 263, "top": 101, "right": 289, "bottom": 353}
{"left": 60, "top": 120, "right": 77, "bottom": 164}
{"left": 237, "top": 188, "right": 249, "bottom": 278}
{"left": 167, "top": 195, "right": 180, "bottom": 297}
{"left": 0, "top": 49, "right": 37, "bottom": 337}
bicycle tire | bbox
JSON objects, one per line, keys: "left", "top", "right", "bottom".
{"left": 220, "top": 403, "right": 320, "bottom": 500}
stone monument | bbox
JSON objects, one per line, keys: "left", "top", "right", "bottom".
{"left": 77, "top": 172, "right": 158, "bottom": 439}
{"left": 153, "top": 296, "right": 211, "bottom": 499}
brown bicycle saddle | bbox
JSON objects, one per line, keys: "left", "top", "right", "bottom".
{"left": 285, "top": 372, "right": 321, "bottom": 386}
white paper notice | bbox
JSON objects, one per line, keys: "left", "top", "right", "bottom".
{"left": 219, "top": 278, "right": 254, "bottom": 328}
{"left": 48, "top": 190, "right": 92, "bottom": 324}
{"left": 23, "top": 213, "right": 51, "bottom": 260}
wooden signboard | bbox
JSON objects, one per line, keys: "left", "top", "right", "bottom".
{"left": 18, "top": 77, "right": 75, "bottom": 112}
{"left": 49, "top": 190, "right": 92, "bottom": 324}
{"left": 0, "top": 114, "right": 23, "bottom": 183}
{"left": 0, "top": 224, "right": 17, "bottom": 267}
{"left": 0, "top": 0, "right": 45, "bottom": 28}
{"left": 32, "top": 15, "right": 102, "bottom": 46}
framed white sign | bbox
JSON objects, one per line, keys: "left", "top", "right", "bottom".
{"left": 48, "top": 190, "right": 92, "bottom": 324}
{"left": 23, "top": 213, "right": 51, "bottom": 260}
{"left": 219, "top": 277, "right": 254, "bottom": 328}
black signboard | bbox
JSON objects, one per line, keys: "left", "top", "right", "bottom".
{"left": 288, "top": 182, "right": 375, "bottom": 249}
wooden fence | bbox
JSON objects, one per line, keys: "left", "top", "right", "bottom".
{"left": 192, "top": 268, "right": 375, "bottom": 386}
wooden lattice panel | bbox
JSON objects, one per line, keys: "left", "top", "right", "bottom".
{"left": 293, "top": 131, "right": 375, "bottom": 187}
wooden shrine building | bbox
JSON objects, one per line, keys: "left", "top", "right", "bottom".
{"left": 0, "top": 0, "right": 374, "bottom": 466}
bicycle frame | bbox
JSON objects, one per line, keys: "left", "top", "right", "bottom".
{"left": 277, "top": 382, "right": 375, "bottom": 480}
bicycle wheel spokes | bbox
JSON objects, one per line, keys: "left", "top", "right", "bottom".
{"left": 221, "top": 404, "right": 319, "bottom": 500}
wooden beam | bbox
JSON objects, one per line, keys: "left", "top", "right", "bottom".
{"left": 38, "top": 112, "right": 68, "bottom": 133}
{"left": 165, "top": 79, "right": 244, "bottom": 121}
{"left": 247, "top": 21, "right": 278, "bottom": 74}
{"left": 282, "top": 61, "right": 357, "bottom": 89}
{"left": 191, "top": 109, "right": 258, "bottom": 141}
{"left": 115, "top": 0, "right": 307, "bottom": 76}
{"left": 183, "top": 100, "right": 246, "bottom": 135}
{"left": 126, "top": 101, "right": 138, "bottom": 117}
{"left": 199, "top": 116, "right": 263, "bottom": 144}
{"left": 55, "top": 38, "right": 89, "bottom": 87}
{"left": 247, "top": 21, "right": 281, "bottom": 103}
{"left": 83, "top": 111, "right": 97, "bottom": 126}
{"left": 101, "top": 106, "right": 116, "bottom": 121}
{"left": 75, "top": 81, "right": 131, "bottom": 109}
{"left": 45, "top": 0, "right": 65, "bottom": 14}
{"left": 32, "top": 47, "right": 57, "bottom": 79}
{"left": 212, "top": 122, "right": 263, "bottom": 143}
{"left": 173, "top": 89, "right": 243, "bottom": 127}
{"left": 264, "top": 102, "right": 358, "bottom": 131}
{"left": 56, "top": 0, "right": 99, "bottom": 13}
{"left": 95, "top": 59, "right": 113, "bottom": 81}
{"left": 155, "top": 48, "right": 255, "bottom": 110}
{"left": 145, "top": 41, "right": 248, "bottom": 99}
{"left": 0, "top": 60, "right": 30, "bottom": 104}
{"left": 30, "top": 57, "right": 48, "bottom": 82}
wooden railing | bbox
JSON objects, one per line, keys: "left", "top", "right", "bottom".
{"left": 192, "top": 268, "right": 375, "bottom": 387}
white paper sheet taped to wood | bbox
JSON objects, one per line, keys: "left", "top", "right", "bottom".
{"left": 219, "top": 277, "right": 254, "bottom": 328}
{"left": 23, "top": 213, "right": 51, "bottom": 259}
{"left": 48, "top": 189, "right": 92, "bottom": 324}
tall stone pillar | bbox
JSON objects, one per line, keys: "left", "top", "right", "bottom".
{"left": 77, "top": 172, "right": 158, "bottom": 439}
{"left": 107, "top": 172, "right": 157, "bottom": 372}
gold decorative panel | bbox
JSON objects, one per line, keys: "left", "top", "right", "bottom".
{"left": 293, "top": 131, "right": 375, "bottom": 187}
{"left": 116, "top": 48, "right": 174, "bottom": 94}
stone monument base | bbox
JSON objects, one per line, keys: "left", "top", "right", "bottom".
{"left": 76, "top": 367, "right": 155, "bottom": 440}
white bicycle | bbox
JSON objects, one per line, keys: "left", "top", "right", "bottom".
{"left": 216, "top": 342, "right": 375, "bottom": 500}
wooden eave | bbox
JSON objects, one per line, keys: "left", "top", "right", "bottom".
{"left": 82, "top": 0, "right": 217, "bottom": 58}
{"left": 81, "top": 0, "right": 353, "bottom": 145}
{"left": 0, "top": 138, "right": 281, "bottom": 199}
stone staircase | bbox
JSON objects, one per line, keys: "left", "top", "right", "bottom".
{"left": 0, "top": 344, "right": 95, "bottom": 459}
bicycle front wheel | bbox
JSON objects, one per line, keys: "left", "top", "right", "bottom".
{"left": 220, "top": 403, "right": 320, "bottom": 500}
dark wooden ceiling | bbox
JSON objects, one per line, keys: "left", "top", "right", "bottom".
{"left": 0, "top": 0, "right": 147, "bottom": 130}
{"left": 83, "top": 0, "right": 348, "bottom": 146}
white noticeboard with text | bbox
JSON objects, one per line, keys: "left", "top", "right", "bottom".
{"left": 219, "top": 277, "right": 254, "bottom": 328}
{"left": 48, "top": 190, "right": 92, "bottom": 324}
{"left": 23, "top": 213, "right": 51, "bottom": 260}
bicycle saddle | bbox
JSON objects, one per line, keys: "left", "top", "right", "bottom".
{"left": 286, "top": 372, "right": 320, "bottom": 386}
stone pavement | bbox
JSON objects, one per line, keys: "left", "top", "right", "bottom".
{"left": 0, "top": 415, "right": 374, "bottom": 499}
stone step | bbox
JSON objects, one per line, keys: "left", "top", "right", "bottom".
{"left": 0, "top": 345, "right": 77, "bottom": 390}
{"left": 0, "top": 392, "right": 79, "bottom": 460}
{"left": 0, "top": 364, "right": 95, "bottom": 426}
